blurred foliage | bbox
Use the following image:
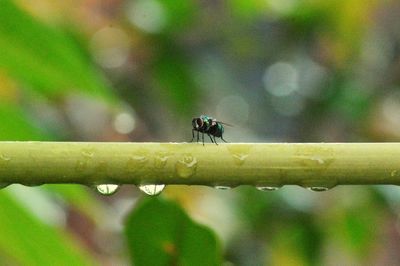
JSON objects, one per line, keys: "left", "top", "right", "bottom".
{"left": 0, "top": 103, "right": 46, "bottom": 140}
{"left": 1, "top": 0, "right": 400, "bottom": 265}
{"left": 151, "top": 43, "right": 198, "bottom": 117}
{"left": 125, "top": 197, "right": 221, "bottom": 266}
{"left": 0, "top": 190, "right": 96, "bottom": 265}
{"left": 0, "top": 0, "right": 115, "bottom": 101}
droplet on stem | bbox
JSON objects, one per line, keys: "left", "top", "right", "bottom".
{"left": 0, "top": 154, "right": 11, "bottom": 161}
{"left": 175, "top": 155, "right": 197, "bottom": 178}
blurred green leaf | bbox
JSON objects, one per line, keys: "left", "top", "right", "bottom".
{"left": 0, "top": 103, "right": 49, "bottom": 140}
{"left": 0, "top": 0, "right": 115, "bottom": 101}
{"left": 341, "top": 207, "right": 379, "bottom": 257}
{"left": 42, "top": 184, "right": 104, "bottom": 220}
{"left": 333, "top": 83, "right": 371, "bottom": 121}
{"left": 0, "top": 190, "right": 97, "bottom": 265}
{"left": 324, "top": 189, "right": 383, "bottom": 262}
{"left": 236, "top": 186, "right": 279, "bottom": 229}
{"left": 125, "top": 197, "right": 221, "bottom": 266}
{"left": 152, "top": 45, "right": 197, "bottom": 116}
{"left": 284, "top": 4, "right": 328, "bottom": 36}
{"left": 159, "top": 0, "right": 196, "bottom": 33}
{"left": 229, "top": 0, "right": 267, "bottom": 20}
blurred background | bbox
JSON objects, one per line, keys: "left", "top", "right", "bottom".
{"left": 1, "top": 0, "right": 400, "bottom": 265}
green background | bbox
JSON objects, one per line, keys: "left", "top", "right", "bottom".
{"left": 0, "top": 0, "right": 399, "bottom": 265}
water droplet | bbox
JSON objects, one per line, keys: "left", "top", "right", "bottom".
{"left": 301, "top": 179, "right": 337, "bottom": 192}
{"left": 227, "top": 145, "right": 252, "bottom": 166}
{"left": 154, "top": 152, "right": 169, "bottom": 168}
{"left": 132, "top": 155, "right": 147, "bottom": 163}
{"left": 232, "top": 154, "right": 249, "bottom": 166}
{"left": 256, "top": 186, "right": 280, "bottom": 191}
{"left": 175, "top": 154, "right": 197, "bottom": 178}
{"left": 310, "top": 157, "right": 324, "bottom": 165}
{"left": 294, "top": 155, "right": 334, "bottom": 169}
{"left": 0, "top": 154, "right": 11, "bottom": 161}
{"left": 214, "top": 185, "right": 231, "bottom": 190}
{"left": 308, "top": 186, "right": 329, "bottom": 192}
{"left": 81, "top": 148, "right": 95, "bottom": 158}
{"left": 138, "top": 184, "right": 165, "bottom": 196}
{"left": 126, "top": 154, "right": 148, "bottom": 173}
{"left": 96, "top": 184, "right": 120, "bottom": 195}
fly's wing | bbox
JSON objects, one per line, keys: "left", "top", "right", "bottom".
{"left": 217, "top": 121, "right": 234, "bottom": 127}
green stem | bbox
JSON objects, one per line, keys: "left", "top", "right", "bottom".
{"left": 0, "top": 142, "right": 399, "bottom": 187}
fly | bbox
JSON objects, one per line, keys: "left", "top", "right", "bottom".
{"left": 190, "top": 115, "right": 231, "bottom": 145}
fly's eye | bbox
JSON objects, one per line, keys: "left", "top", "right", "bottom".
{"left": 196, "top": 118, "right": 203, "bottom": 128}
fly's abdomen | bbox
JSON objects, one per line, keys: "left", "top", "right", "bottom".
{"left": 209, "top": 124, "right": 224, "bottom": 137}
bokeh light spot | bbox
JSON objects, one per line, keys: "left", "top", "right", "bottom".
{"left": 114, "top": 112, "right": 136, "bottom": 134}
{"left": 127, "top": 0, "right": 167, "bottom": 34}
{"left": 263, "top": 62, "right": 299, "bottom": 97}
{"left": 90, "top": 27, "right": 130, "bottom": 69}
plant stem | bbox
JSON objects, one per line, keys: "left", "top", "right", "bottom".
{"left": 0, "top": 142, "right": 399, "bottom": 187}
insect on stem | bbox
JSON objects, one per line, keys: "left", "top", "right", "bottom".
{"left": 191, "top": 115, "right": 229, "bottom": 145}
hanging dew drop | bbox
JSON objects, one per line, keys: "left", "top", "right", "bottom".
{"left": 308, "top": 186, "right": 329, "bottom": 192}
{"left": 301, "top": 179, "right": 337, "bottom": 192}
{"left": 214, "top": 185, "right": 231, "bottom": 190}
{"left": 256, "top": 186, "right": 280, "bottom": 191}
{"left": 138, "top": 184, "right": 165, "bottom": 196}
{"left": 96, "top": 184, "right": 120, "bottom": 195}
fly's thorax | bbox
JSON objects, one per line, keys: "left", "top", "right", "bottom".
{"left": 200, "top": 115, "right": 212, "bottom": 120}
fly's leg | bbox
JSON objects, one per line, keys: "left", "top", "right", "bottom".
{"left": 221, "top": 135, "right": 228, "bottom": 143}
{"left": 208, "top": 133, "right": 216, "bottom": 144}
{"left": 196, "top": 131, "right": 200, "bottom": 142}
{"left": 190, "top": 129, "right": 195, "bottom": 142}
{"left": 202, "top": 133, "right": 205, "bottom": 146}
{"left": 213, "top": 135, "right": 218, "bottom": 145}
